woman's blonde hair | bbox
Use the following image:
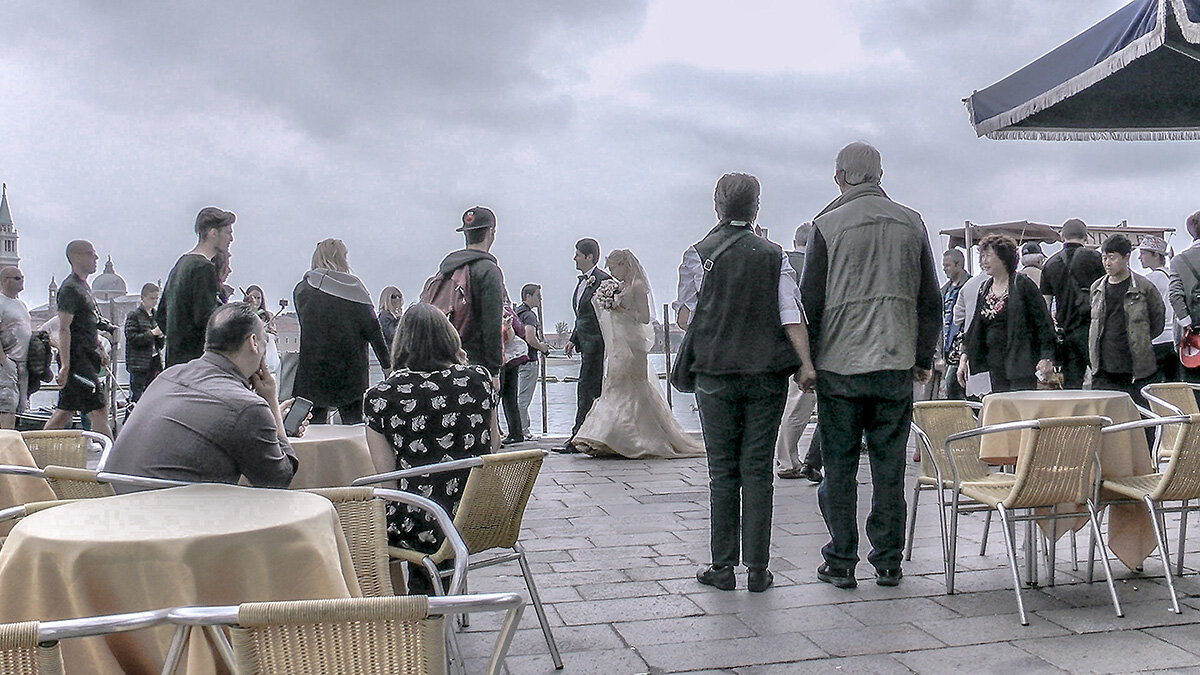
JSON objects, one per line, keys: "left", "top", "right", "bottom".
{"left": 391, "top": 303, "right": 467, "bottom": 372}
{"left": 378, "top": 286, "right": 403, "bottom": 314}
{"left": 311, "top": 238, "right": 351, "bottom": 273}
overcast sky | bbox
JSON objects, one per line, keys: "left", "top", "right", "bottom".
{"left": 2, "top": 0, "right": 1196, "bottom": 327}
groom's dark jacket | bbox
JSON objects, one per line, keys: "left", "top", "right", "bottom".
{"left": 569, "top": 267, "right": 612, "bottom": 356}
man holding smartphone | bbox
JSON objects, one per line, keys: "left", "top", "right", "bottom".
{"left": 107, "top": 303, "right": 303, "bottom": 490}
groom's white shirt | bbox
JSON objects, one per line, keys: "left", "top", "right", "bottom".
{"left": 673, "top": 222, "right": 803, "bottom": 326}
{"left": 574, "top": 265, "right": 597, "bottom": 309}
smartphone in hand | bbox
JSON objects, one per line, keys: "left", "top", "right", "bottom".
{"left": 282, "top": 397, "right": 314, "bottom": 437}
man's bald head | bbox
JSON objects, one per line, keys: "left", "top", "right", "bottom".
{"left": 0, "top": 267, "right": 22, "bottom": 298}
{"left": 65, "top": 240, "right": 93, "bottom": 259}
{"left": 64, "top": 240, "right": 98, "bottom": 276}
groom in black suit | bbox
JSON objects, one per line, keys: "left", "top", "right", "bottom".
{"left": 559, "top": 238, "right": 611, "bottom": 453}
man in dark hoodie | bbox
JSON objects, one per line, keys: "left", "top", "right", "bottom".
{"left": 159, "top": 207, "right": 234, "bottom": 367}
{"left": 437, "top": 207, "right": 505, "bottom": 376}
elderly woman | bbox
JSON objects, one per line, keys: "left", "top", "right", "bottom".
{"left": 293, "top": 239, "right": 391, "bottom": 424}
{"left": 364, "top": 303, "right": 496, "bottom": 593}
{"left": 377, "top": 286, "right": 404, "bottom": 347}
{"left": 958, "top": 234, "right": 1056, "bottom": 392}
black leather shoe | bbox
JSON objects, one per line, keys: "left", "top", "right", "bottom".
{"left": 747, "top": 567, "right": 774, "bottom": 593}
{"left": 696, "top": 565, "right": 736, "bottom": 591}
{"left": 875, "top": 568, "right": 903, "bottom": 587}
{"left": 501, "top": 436, "right": 524, "bottom": 446}
{"left": 799, "top": 463, "right": 823, "bottom": 484}
{"left": 552, "top": 442, "right": 580, "bottom": 454}
{"left": 817, "top": 563, "right": 857, "bottom": 589}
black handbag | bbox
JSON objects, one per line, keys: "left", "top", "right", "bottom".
{"left": 670, "top": 229, "right": 752, "bottom": 393}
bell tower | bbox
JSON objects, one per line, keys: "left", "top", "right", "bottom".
{"left": 0, "top": 183, "right": 20, "bottom": 269}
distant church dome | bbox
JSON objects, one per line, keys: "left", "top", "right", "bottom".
{"left": 93, "top": 256, "right": 127, "bottom": 301}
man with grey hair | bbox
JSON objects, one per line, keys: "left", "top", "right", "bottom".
{"left": 1041, "top": 218, "right": 1104, "bottom": 388}
{"left": 776, "top": 222, "right": 822, "bottom": 482}
{"left": 801, "top": 142, "right": 941, "bottom": 588}
{"left": 940, "top": 248, "right": 971, "bottom": 400}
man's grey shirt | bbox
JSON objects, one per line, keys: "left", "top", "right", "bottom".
{"left": 107, "top": 351, "right": 297, "bottom": 489}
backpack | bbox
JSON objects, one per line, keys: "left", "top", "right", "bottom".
{"left": 26, "top": 330, "right": 53, "bottom": 394}
{"left": 1058, "top": 246, "right": 1094, "bottom": 328}
{"left": 420, "top": 264, "right": 473, "bottom": 337}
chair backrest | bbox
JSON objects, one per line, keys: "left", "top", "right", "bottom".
{"left": 912, "top": 401, "right": 988, "bottom": 482}
{"left": 0, "top": 621, "right": 63, "bottom": 675}
{"left": 433, "top": 450, "right": 543, "bottom": 559}
{"left": 1006, "top": 416, "right": 1106, "bottom": 509}
{"left": 229, "top": 596, "right": 444, "bottom": 675}
{"left": 306, "top": 487, "right": 393, "bottom": 597}
{"left": 1154, "top": 413, "right": 1200, "bottom": 502}
{"left": 1144, "top": 383, "right": 1200, "bottom": 455}
{"left": 19, "top": 431, "right": 103, "bottom": 471}
{"left": 41, "top": 466, "right": 115, "bottom": 500}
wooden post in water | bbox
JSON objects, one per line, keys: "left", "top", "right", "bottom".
{"left": 537, "top": 306, "right": 549, "bottom": 434}
{"left": 662, "top": 303, "right": 673, "bottom": 409}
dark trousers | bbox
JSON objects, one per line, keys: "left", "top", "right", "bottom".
{"left": 695, "top": 372, "right": 788, "bottom": 569}
{"left": 128, "top": 368, "right": 160, "bottom": 403}
{"left": 573, "top": 349, "right": 604, "bottom": 436}
{"left": 943, "top": 366, "right": 965, "bottom": 400}
{"left": 1060, "top": 328, "right": 1089, "bottom": 389}
{"left": 500, "top": 361, "right": 522, "bottom": 439}
{"left": 817, "top": 370, "right": 912, "bottom": 571}
{"left": 311, "top": 398, "right": 364, "bottom": 425}
{"left": 1155, "top": 342, "right": 1179, "bottom": 383}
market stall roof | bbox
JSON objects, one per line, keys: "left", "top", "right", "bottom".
{"left": 965, "top": 0, "right": 1200, "bottom": 140}
{"left": 941, "top": 220, "right": 1175, "bottom": 249}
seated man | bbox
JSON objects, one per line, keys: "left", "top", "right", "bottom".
{"left": 107, "top": 303, "right": 298, "bottom": 489}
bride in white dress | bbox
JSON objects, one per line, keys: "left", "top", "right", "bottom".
{"left": 573, "top": 249, "right": 705, "bottom": 459}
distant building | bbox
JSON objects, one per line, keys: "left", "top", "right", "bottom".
{"left": 0, "top": 183, "right": 21, "bottom": 269}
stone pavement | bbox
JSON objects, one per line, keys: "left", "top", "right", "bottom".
{"left": 457, "top": 434, "right": 1200, "bottom": 674}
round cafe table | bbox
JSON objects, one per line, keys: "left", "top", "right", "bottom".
{"left": 0, "top": 483, "right": 361, "bottom": 674}
{"left": 286, "top": 423, "right": 377, "bottom": 489}
{"left": 978, "top": 389, "right": 1157, "bottom": 571}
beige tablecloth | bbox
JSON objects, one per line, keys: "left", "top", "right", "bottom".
{"left": 0, "top": 483, "right": 361, "bottom": 674}
{"left": 978, "top": 389, "right": 1156, "bottom": 570}
{"left": 0, "top": 430, "right": 56, "bottom": 535}
{"left": 287, "top": 423, "right": 376, "bottom": 488}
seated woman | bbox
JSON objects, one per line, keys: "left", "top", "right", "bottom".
{"left": 363, "top": 302, "right": 496, "bottom": 594}
{"left": 957, "top": 234, "right": 1056, "bottom": 393}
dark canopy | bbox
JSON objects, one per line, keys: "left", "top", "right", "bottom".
{"left": 965, "top": 0, "right": 1200, "bottom": 140}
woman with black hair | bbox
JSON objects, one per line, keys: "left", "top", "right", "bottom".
{"left": 958, "top": 234, "right": 1056, "bottom": 393}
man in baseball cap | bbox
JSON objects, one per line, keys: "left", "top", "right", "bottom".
{"left": 432, "top": 207, "right": 504, "bottom": 375}
{"left": 1137, "top": 234, "right": 1178, "bottom": 380}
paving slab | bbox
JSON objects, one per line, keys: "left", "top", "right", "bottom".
{"left": 455, "top": 437, "right": 1200, "bottom": 673}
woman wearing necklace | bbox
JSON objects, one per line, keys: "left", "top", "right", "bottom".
{"left": 958, "top": 234, "right": 1056, "bottom": 393}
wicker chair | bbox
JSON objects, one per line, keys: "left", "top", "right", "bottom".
{"left": 20, "top": 431, "right": 110, "bottom": 472}
{"left": 168, "top": 593, "right": 524, "bottom": 675}
{"left": 908, "top": 401, "right": 1013, "bottom": 566}
{"left": 1094, "top": 414, "right": 1200, "bottom": 614}
{"left": 1143, "top": 382, "right": 1200, "bottom": 462}
{"left": 353, "top": 449, "right": 562, "bottom": 670}
{"left": 946, "top": 415, "right": 1122, "bottom": 625}
{"left": 41, "top": 466, "right": 115, "bottom": 500}
{"left": 0, "top": 609, "right": 168, "bottom": 675}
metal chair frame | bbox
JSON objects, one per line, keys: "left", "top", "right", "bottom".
{"left": 1087, "top": 414, "right": 1200, "bottom": 615}
{"left": 0, "top": 608, "right": 170, "bottom": 675}
{"left": 166, "top": 592, "right": 524, "bottom": 675}
{"left": 944, "top": 416, "right": 1122, "bottom": 625}
{"left": 354, "top": 450, "right": 562, "bottom": 670}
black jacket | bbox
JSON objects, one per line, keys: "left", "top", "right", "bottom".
{"left": 965, "top": 273, "right": 1056, "bottom": 381}
{"left": 124, "top": 306, "right": 164, "bottom": 375}
{"left": 292, "top": 280, "right": 391, "bottom": 407}
{"left": 158, "top": 253, "right": 220, "bottom": 367}
{"left": 569, "top": 267, "right": 612, "bottom": 356}
{"left": 437, "top": 249, "right": 505, "bottom": 373}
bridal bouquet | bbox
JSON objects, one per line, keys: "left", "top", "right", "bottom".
{"left": 594, "top": 278, "right": 622, "bottom": 310}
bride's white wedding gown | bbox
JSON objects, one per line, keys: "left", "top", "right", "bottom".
{"left": 573, "top": 295, "right": 705, "bottom": 459}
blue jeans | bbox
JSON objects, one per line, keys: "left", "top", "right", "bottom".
{"left": 695, "top": 372, "right": 788, "bottom": 569}
{"left": 816, "top": 370, "right": 912, "bottom": 571}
